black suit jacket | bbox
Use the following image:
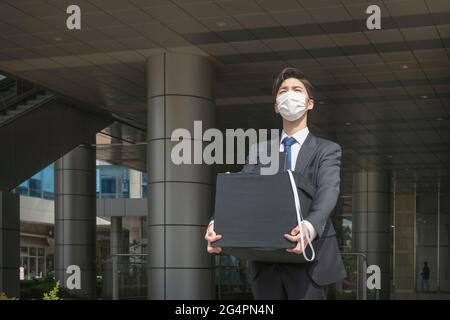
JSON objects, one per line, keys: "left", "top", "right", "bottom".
{"left": 238, "top": 132, "right": 347, "bottom": 286}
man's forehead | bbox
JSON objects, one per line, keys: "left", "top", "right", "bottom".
{"left": 280, "top": 78, "right": 304, "bottom": 88}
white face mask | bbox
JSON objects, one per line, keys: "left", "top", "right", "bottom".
{"left": 276, "top": 91, "right": 307, "bottom": 122}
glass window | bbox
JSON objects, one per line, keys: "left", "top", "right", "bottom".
{"left": 19, "top": 246, "right": 49, "bottom": 280}
{"left": 29, "top": 173, "right": 42, "bottom": 197}
{"left": 142, "top": 173, "right": 148, "bottom": 198}
{"left": 20, "top": 256, "right": 29, "bottom": 279}
{"left": 20, "top": 247, "right": 28, "bottom": 257}
{"left": 15, "top": 180, "right": 30, "bottom": 196}
{"left": 37, "top": 258, "right": 45, "bottom": 278}
{"left": 97, "top": 165, "right": 131, "bottom": 199}
{"left": 12, "top": 163, "right": 139, "bottom": 200}
{"left": 42, "top": 165, "right": 54, "bottom": 200}
{"left": 101, "top": 176, "right": 116, "bottom": 197}
{"left": 11, "top": 164, "right": 54, "bottom": 199}
{"left": 46, "top": 254, "right": 54, "bottom": 274}
{"left": 29, "top": 257, "right": 37, "bottom": 278}
{"left": 96, "top": 168, "right": 100, "bottom": 194}
{"left": 29, "top": 247, "right": 36, "bottom": 256}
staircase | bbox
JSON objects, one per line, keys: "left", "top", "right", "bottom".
{"left": 0, "top": 74, "right": 113, "bottom": 191}
{"left": 0, "top": 75, "right": 55, "bottom": 127}
{"left": 0, "top": 76, "right": 16, "bottom": 102}
{"left": 0, "top": 91, "right": 55, "bottom": 126}
{"left": 0, "top": 81, "right": 16, "bottom": 101}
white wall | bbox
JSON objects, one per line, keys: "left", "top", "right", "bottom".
{"left": 20, "top": 196, "right": 110, "bottom": 225}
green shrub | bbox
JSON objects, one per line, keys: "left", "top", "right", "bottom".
{"left": 20, "top": 279, "right": 55, "bottom": 300}
{"left": 42, "top": 281, "right": 61, "bottom": 300}
{"left": 0, "top": 292, "right": 18, "bottom": 300}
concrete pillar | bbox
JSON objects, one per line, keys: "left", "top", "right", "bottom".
{"left": 146, "top": 53, "right": 215, "bottom": 299}
{"left": 393, "top": 192, "right": 416, "bottom": 293}
{"left": 110, "top": 217, "right": 123, "bottom": 256}
{"left": 352, "top": 171, "right": 392, "bottom": 299}
{"left": 55, "top": 142, "right": 96, "bottom": 298}
{"left": 0, "top": 192, "right": 20, "bottom": 298}
{"left": 128, "top": 170, "right": 143, "bottom": 255}
{"left": 110, "top": 216, "right": 123, "bottom": 300}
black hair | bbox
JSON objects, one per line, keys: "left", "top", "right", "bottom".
{"left": 272, "top": 67, "right": 314, "bottom": 99}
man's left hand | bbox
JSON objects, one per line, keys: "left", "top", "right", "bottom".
{"left": 284, "top": 224, "right": 310, "bottom": 255}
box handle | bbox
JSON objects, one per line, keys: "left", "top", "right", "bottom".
{"left": 287, "top": 170, "right": 316, "bottom": 262}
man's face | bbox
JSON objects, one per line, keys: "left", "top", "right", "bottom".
{"left": 274, "top": 77, "right": 314, "bottom": 113}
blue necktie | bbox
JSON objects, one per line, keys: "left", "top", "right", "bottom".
{"left": 282, "top": 137, "right": 297, "bottom": 171}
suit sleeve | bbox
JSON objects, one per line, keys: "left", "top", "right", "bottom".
{"left": 306, "top": 142, "right": 342, "bottom": 238}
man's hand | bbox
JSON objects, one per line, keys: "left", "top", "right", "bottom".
{"left": 284, "top": 224, "right": 310, "bottom": 255}
{"left": 205, "top": 223, "right": 223, "bottom": 254}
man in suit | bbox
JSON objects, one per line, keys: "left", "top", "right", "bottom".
{"left": 205, "top": 67, "right": 346, "bottom": 300}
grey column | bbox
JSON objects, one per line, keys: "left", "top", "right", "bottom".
{"left": 352, "top": 171, "right": 392, "bottom": 300}
{"left": 111, "top": 217, "right": 123, "bottom": 257}
{"left": 55, "top": 142, "right": 96, "bottom": 298}
{"left": 0, "top": 192, "right": 20, "bottom": 298}
{"left": 110, "top": 216, "right": 123, "bottom": 300}
{"left": 146, "top": 53, "right": 215, "bottom": 299}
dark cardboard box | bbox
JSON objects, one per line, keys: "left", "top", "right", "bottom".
{"left": 213, "top": 171, "right": 316, "bottom": 263}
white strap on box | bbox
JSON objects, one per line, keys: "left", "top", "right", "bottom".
{"left": 287, "top": 170, "right": 316, "bottom": 262}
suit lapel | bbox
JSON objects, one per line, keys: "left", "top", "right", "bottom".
{"left": 262, "top": 132, "right": 316, "bottom": 174}
{"left": 294, "top": 132, "right": 317, "bottom": 174}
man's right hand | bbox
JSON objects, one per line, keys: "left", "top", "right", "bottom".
{"left": 205, "top": 223, "right": 223, "bottom": 254}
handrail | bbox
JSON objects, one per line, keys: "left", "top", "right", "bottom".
{"left": 0, "top": 90, "right": 16, "bottom": 105}
{"left": 0, "top": 93, "right": 56, "bottom": 127}
{"left": 0, "top": 78, "right": 15, "bottom": 92}
{"left": 111, "top": 253, "right": 148, "bottom": 256}
{"left": 106, "top": 253, "right": 367, "bottom": 300}
{"left": 0, "top": 87, "right": 41, "bottom": 113}
{"left": 0, "top": 79, "right": 17, "bottom": 110}
{"left": 215, "top": 252, "right": 368, "bottom": 300}
{"left": 341, "top": 252, "right": 367, "bottom": 300}
{"left": 108, "top": 253, "right": 148, "bottom": 300}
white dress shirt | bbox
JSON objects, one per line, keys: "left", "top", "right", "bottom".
{"left": 280, "top": 127, "right": 317, "bottom": 241}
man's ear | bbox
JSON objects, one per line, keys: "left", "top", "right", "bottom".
{"left": 274, "top": 103, "right": 279, "bottom": 113}
{"left": 307, "top": 98, "right": 314, "bottom": 111}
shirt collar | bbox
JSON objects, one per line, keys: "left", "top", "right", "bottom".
{"left": 280, "top": 126, "right": 309, "bottom": 146}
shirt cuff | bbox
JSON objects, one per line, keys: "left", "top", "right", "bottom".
{"left": 303, "top": 220, "right": 317, "bottom": 241}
